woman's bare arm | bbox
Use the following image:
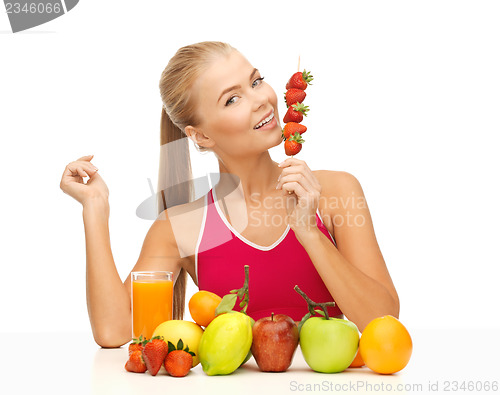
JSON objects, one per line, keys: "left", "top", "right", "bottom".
{"left": 295, "top": 171, "right": 400, "bottom": 332}
{"left": 84, "top": 198, "right": 184, "bottom": 348}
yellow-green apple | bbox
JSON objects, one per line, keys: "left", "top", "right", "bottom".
{"left": 300, "top": 317, "right": 359, "bottom": 373}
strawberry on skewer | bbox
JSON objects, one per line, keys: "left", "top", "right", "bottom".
{"left": 284, "top": 133, "right": 305, "bottom": 156}
{"left": 283, "top": 102, "right": 309, "bottom": 124}
{"left": 285, "top": 70, "right": 313, "bottom": 90}
{"left": 282, "top": 122, "right": 307, "bottom": 140}
{"left": 284, "top": 88, "right": 306, "bottom": 107}
{"left": 282, "top": 57, "right": 313, "bottom": 172}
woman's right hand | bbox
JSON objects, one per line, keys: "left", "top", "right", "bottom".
{"left": 60, "top": 154, "right": 109, "bottom": 207}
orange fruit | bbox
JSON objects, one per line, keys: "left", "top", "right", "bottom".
{"left": 359, "top": 315, "right": 412, "bottom": 374}
{"left": 188, "top": 291, "right": 222, "bottom": 327}
{"left": 348, "top": 348, "right": 365, "bottom": 368}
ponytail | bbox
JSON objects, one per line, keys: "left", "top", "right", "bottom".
{"left": 158, "top": 106, "right": 194, "bottom": 320}
{"left": 157, "top": 41, "right": 236, "bottom": 320}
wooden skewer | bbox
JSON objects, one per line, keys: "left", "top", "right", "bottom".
{"left": 284, "top": 55, "right": 299, "bottom": 195}
{"left": 288, "top": 53, "right": 300, "bottom": 194}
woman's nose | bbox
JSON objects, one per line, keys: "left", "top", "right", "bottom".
{"left": 251, "top": 89, "right": 268, "bottom": 111}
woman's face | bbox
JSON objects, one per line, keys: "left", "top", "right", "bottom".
{"left": 189, "top": 50, "right": 282, "bottom": 157}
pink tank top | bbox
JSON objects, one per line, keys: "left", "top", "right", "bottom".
{"left": 196, "top": 188, "right": 343, "bottom": 322}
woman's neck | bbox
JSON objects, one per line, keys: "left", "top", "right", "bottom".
{"left": 215, "top": 152, "right": 281, "bottom": 200}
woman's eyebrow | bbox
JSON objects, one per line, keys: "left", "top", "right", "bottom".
{"left": 217, "top": 68, "right": 259, "bottom": 103}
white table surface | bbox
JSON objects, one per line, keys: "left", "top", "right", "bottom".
{"left": 3, "top": 327, "right": 499, "bottom": 395}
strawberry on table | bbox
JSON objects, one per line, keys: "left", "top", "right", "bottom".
{"left": 283, "top": 102, "right": 309, "bottom": 123}
{"left": 284, "top": 133, "right": 305, "bottom": 156}
{"left": 282, "top": 122, "right": 307, "bottom": 140}
{"left": 128, "top": 336, "right": 145, "bottom": 355}
{"left": 286, "top": 70, "right": 313, "bottom": 90}
{"left": 284, "top": 88, "right": 307, "bottom": 107}
{"left": 125, "top": 350, "right": 147, "bottom": 373}
{"left": 164, "top": 350, "right": 193, "bottom": 377}
{"left": 164, "top": 339, "right": 195, "bottom": 378}
{"left": 142, "top": 336, "right": 168, "bottom": 376}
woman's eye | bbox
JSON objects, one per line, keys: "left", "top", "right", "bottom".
{"left": 225, "top": 77, "right": 265, "bottom": 106}
{"left": 252, "top": 76, "right": 265, "bottom": 88}
{"left": 225, "top": 96, "right": 238, "bottom": 106}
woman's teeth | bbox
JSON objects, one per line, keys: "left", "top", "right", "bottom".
{"left": 254, "top": 112, "right": 274, "bottom": 129}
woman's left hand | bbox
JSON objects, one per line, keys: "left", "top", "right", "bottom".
{"left": 276, "top": 157, "right": 322, "bottom": 237}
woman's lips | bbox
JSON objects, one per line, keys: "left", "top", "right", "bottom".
{"left": 254, "top": 109, "right": 275, "bottom": 129}
{"left": 254, "top": 114, "right": 277, "bottom": 131}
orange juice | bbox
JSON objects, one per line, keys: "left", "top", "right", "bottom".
{"left": 132, "top": 272, "right": 173, "bottom": 339}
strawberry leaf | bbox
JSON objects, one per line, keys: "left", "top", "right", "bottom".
{"left": 302, "top": 70, "right": 314, "bottom": 85}
{"left": 177, "top": 339, "right": 184, "bottom": 351}
{"left": 132, "top": 335, "right": 145, "bottom": 345}
{"left": 167, "top": 341, "right": 176, "bottom": 354}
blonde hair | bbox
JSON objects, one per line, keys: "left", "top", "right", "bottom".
{"left": 158, "top": 41, "right": 235, "bottom": 320}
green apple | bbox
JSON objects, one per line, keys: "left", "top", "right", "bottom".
{"left": 300, "top": 316, "right": 359, "bottom": 373}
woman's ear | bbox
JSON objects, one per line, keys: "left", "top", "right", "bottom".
{"left": 184, "top": 125, "right": 215, "bottom": 148}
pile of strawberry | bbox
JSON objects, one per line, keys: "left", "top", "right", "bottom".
{"left": 282, "top": 70, "right": 313, "bottom": 156}
{"left": 125, "top": 336, "right": 195, "bottom": 378}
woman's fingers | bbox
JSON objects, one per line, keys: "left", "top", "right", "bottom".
{"left": 71, "top": 155, "right": 99, "bottom": 177}
{"left": 281, "top": 181, "right": 307, "bottom": 197}
{"left": 277, "top": 173, "right": 315, "bottom": 193}
{"left": 77, "top": 154, "right": 94, "bottom": 162}
{"left": 278, "top": 159, "right": 320, "bottom": 193}
{"left": 80, "top": 162, "right": 98, "bottom": 176}
{"left": 279, "top": 160, "right": 314, "bottom": 179}
{"left": 64, "top": 161, "right": 98, "bottom": 181}
{"left": 76, "top": 157, "right": 98, "bottom": 171}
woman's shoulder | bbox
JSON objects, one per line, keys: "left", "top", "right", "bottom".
{"left": 313, "top": 169, "right": 361, "bottom": 194}
{"left": 313, "top": 170, "right": 363, "bottom": 230}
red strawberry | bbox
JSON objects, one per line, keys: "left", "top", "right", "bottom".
{"left": 283, "top": 102, "right": 309, "bottom": 123}
{"left": 125, "top": 350, "right": 147, "bottom": 373}
{"left": 164, "top": 350, "right": 193, "bottom": 377}
{"left": 282, "top": 122, "right": 307, "bottom": 140}
{"left": 128, "top": 336, "right": 145, "bottom": 355}
{"left": 286, "top": 70, "right": 314, "bottom": 90}
{"left": 284, "top": 134, "right": 305, "bottom": 156}
{"left": 142, "top": 336, "right": 168, "bottom": 376}
{"left": 284, "top": 88, "right": 306, "bottom": 107}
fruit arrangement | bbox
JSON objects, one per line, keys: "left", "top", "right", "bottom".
{"left": 124, "top": 265, "right": 412, "bottom": 377}
{"left": 282, "top": 67, "right": 313, "bottom": 156}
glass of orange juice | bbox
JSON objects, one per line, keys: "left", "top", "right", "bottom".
{"left": 131, "top": 271, "right": 173, "bottom": 340}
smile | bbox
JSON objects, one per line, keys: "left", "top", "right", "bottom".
{"left": 254, "top": 110, "right": 275, "bottom": 129}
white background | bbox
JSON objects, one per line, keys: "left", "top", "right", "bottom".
{"left": 1, "top": 0, "right": 499, "bottom": 337}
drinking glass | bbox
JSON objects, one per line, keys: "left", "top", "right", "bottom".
{"left": 131, "top": 271, "right": 173, "bottom": 339}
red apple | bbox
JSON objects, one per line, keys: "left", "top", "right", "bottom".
{"left": 251, "top": 313, "right": 299, "bottom": 372}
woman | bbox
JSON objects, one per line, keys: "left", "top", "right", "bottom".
{"left": 60, "top": 41, "right": 399, "bottom": 348}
